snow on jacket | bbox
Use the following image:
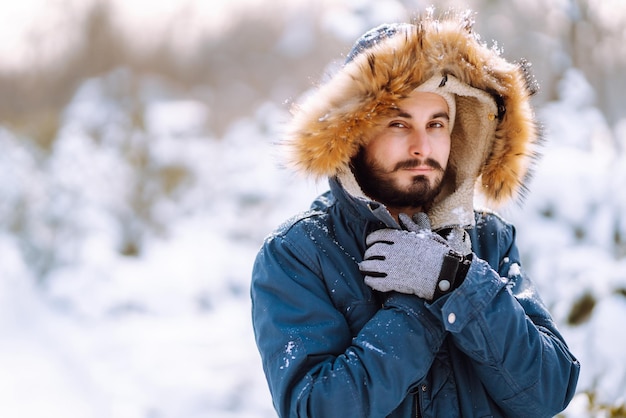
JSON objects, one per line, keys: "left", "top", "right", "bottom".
{"left": 251, "top": 10, "right": 580, "bottom": 417}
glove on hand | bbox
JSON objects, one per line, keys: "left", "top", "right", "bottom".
{"left": 439, "top": 226, "right": 472, "bottom": 256}
{"left": 360, "top": 213, "right": 468, "bottom": 301}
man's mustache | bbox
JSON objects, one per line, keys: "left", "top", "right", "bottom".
{"left": 393, "top": 158, "right": 444, "bottom": 172}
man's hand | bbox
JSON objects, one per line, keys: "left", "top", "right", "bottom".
{"left": 359, "top": 213, "right": 469, "bottom": 301}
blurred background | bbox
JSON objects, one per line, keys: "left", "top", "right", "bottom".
{"left": 0, "top": 0, "right": 625, "bottom": 417}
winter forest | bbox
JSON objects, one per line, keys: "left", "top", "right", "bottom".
{"left": 0, "top": 0, "right": 625, "bottom": 416}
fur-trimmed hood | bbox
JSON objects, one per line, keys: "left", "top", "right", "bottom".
{"left": 284, "top": 10, "right": 541, "bottom": 229}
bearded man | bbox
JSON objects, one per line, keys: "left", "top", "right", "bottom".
{"left": 251, "top": 10, "right": 580, "bottom": 418}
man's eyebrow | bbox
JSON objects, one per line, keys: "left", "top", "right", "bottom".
{"left": 396, "top": 111, "right": 412, "bottom": 119}
{"left": 432, "top": 112, "right": 450, "bottom": 120}
{"left": 390, "top": 108, "right": 449, "bottom": 120}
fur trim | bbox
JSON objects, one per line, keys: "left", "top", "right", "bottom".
{"left": 285, "top": 10, "right": 541, "bottom": 225}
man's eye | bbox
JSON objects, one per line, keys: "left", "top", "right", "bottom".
{"left": 429, "top": 121, "right": 445, "bottom": 129}
{"left": 389, "top": 121, "right": 407, "bottom": 128}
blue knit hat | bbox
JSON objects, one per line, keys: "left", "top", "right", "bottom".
{"left": 345, "top": 23, "right": 412, "bottom": 64}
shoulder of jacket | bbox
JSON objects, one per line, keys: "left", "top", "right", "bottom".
{"left": 265, "top": 208, "right": 332, "bottom": 243}
{"left": 473, "top": 207, "right": 514, "bottom": 229}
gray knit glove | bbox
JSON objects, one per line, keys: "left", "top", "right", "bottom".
{"left": 438, "top": 226, "right": 472, "bottom": 256}
{"left": 360, "top": 213, "right": 467, "bottom": 301}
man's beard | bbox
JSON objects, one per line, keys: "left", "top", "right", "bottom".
{"left": 351, "top": 148, "right": 445, "bottom": 210}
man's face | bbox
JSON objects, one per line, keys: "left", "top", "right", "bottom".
{"left": 352, "top": 91, "right": 452, "bottom": 215}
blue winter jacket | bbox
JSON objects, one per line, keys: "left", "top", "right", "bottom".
{"left": 251, "top": 178, "right": 580, "bottom": 417}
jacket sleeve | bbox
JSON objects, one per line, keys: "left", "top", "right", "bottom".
{"left": 426, "top": 220, "right": 580, "bottom": 417}
{"left": 251, "top": 230, "right": 447, "bottom": 418}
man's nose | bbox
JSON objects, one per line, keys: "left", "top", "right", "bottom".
{"left": 408, "top": 130, "right": 431, "bottom": 157}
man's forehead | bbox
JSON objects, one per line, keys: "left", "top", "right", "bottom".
{"left": 389, "top": 94, "right": 451, "bottom": 118}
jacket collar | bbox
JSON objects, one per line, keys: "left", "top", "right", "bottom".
{"left": 329, "top": 177, "right": 400, "bottom": 229}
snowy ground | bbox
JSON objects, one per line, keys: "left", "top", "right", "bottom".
{"left": 1, "top": 67, "right": 625, "bottom": 417}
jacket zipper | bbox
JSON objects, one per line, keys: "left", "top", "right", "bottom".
{"left": 415, "top": 392, "right": 421, "bottom": 418}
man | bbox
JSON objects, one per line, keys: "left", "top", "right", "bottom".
{"left": 251, "top": 10, "right": 580, "bottom": 418}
